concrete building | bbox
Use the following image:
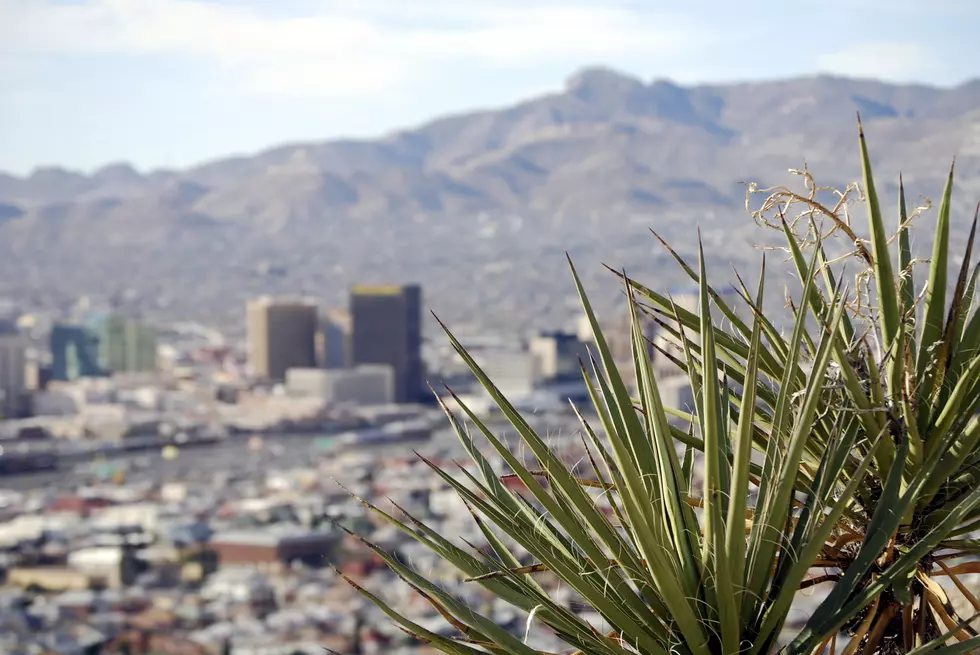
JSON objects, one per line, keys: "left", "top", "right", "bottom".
{"left": 470, "top": 349, "right": 540, "bottom": 397}
{"left": 66, "top": 547, "right": 130, "bottom": 588}
{"left": 246, "top": 297, "right": 318, "bottom": 381}
{"left": 210, "top": 527, "right": 337, "bottom": 567}
{"left": 123, "top": 321, "right": 158, "bottom": 373}
{"left": 285, "top": 365, "right": 394, "bottom": 405}
{"left": 83, "top": 313, "right": 157, "bottom": 375}
{"left": 0, "top": 320, "right": 26, "bottom": 418}
{"left": 349, "top": 285, "right": 422, "bottom": 403}
{"left": 318, "top": 308, "right": 351, "bottom": 369}
{"left": 92, "top": 503, "right": 160, "bottom": 533}
{"left": 6, "top": 567, "right": 96, "bottom": 592}
{"left": 25, "top": 360, "right": 53, "bottom": 390}
{"left": 529, "top": 331, "right": 590, "bottom": 381}
{"left": 50, "top": 323, "right": 106, "bottom": 381}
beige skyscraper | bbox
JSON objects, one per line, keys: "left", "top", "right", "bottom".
{"left": 246, "top": 297, "right": 318, "bottom": 381}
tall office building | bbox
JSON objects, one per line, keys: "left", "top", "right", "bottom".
{"left": 86, "top": 312, "right": 158, "bottom": 375}
{"left": 124, "top": 321, "right": 158, "bottom": 373}
{"left": 50, "top": 324, "right": 107, "bottom": 381}
{"left": 350, "top": 285, "right": 422, "bottom": 403}
{"left": 247, "top": 297, "right": 318, "bottom": 381}
{"left": 0, "top": 320, "right": 26, "bottom": 418}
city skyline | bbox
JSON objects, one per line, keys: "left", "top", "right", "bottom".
{"left": 2, "top": 0, "right": 978, "bottom": 173}
{"left": 6, "top": 5, "right": 980, "bottom": 653}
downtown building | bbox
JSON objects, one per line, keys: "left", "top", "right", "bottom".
{"left": 50, "top": 324, "right": 107, "bottom": 381}
{"left": 79, "top": 312, "right": 158, "bottom": 376}
{"left": 246, "top": 297, "right": 318, "bottom": 382}
{"left": 0, "top": 319, "right": 26, "bottom": 418}
{"left": 349, "top": 284, "right": 423, "bottom": 404}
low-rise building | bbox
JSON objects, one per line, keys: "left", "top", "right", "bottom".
{"left": 66, "top": 546, "right": 135, "bottom": 588}
{"left": 469, "top": 348, "right": 540, "bottom": 396}
{"left": 529, "top": 331, "right": 590, "bottom": 381}
{"left": 285, "top": 365, "right": 394, "bottom": 406}
{"left": 210, "top": 527, "right": 338, "bottom": 568}
{"left": 7, "top": 567, "right": 97, "bottom": 592}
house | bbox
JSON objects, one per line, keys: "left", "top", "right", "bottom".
{"left": 209, "top": 527, "right": 337, "bottom": 568}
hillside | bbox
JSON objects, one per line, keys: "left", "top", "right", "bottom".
{"left": 3, "top": 68, "right": 979, "bottom": 335}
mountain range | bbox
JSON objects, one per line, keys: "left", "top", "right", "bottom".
{"left": 2, "top": 67, "right": 979, "bottom": 336}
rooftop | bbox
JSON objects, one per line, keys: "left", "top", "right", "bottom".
{"left": 211, "top": 526, "right": 335, "bottom": 548}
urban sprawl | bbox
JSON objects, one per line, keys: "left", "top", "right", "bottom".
{"left": 1, "top": 286, "right": 839, "bottom": 654}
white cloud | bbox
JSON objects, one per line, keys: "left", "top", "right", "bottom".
{"left": 815, "top": 42, "right": 939, "bottom": 82}
{"left": 0, "top": 0, "right": 715, "bottom": 98}
{"left": 824, "top": 0, "right": 977, "bottom": 13}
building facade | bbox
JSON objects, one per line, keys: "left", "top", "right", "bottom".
{"left": 246, "top": 298, "right": 318, "bottom": 381}
{"left": 84, "top": 313, "right": 157, "bottom": 375}
{"left": 470, "top": 348, "right": 540, "bottom": 397}
{"left": 349, "top": 285, "right": 422, "bottom": 403}
{"left": 124, "top": 321, "right": 158, "bottom": 373}
{"left": 318, "top": 308, "right": 351, "bottom": 369}
{"left": 50, "top": 324, "right": 106, "bottom": 381}
{"left": 0, "top": 321, "right": 26, "bottom": 418}
{"left": 285, "top": 365, "right": 394, "bottom": 405}
{"left": 529, "top": 331, "right": 591, "bottom": 381}
{"left": 210, "top": 528, "right": 337, "bottom": 567}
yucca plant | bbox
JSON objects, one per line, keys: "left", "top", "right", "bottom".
{"left": 339, "top": 120, "right": 980, "bottom": 654}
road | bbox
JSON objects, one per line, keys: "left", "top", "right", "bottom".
{"left": 0, "top": 431, "right": 442, "bottom": 492}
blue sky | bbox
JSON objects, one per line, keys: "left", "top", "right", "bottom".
{"left": 1, "top": 0, "right": 977, "bottom": 175}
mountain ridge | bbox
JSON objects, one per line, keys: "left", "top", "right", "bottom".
{"left": 2, "top": 67, "right": 979, "bottom": 334}
{"left": 5, "top": 69, "right": 979, "bottom": 181}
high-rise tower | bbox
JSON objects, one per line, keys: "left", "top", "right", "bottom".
{"left": 246, "top": 297, "right": 318, "bottom": 381}
{"left": 349, "top": 285, "right": 422, "bottom": 403}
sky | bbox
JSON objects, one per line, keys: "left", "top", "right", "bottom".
{"left": 1, "top": 0, "right": 978, "bottom": 175}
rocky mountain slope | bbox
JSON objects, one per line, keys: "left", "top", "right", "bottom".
{"left": 3, "top": 68, "right": 979, "bottom": 334}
